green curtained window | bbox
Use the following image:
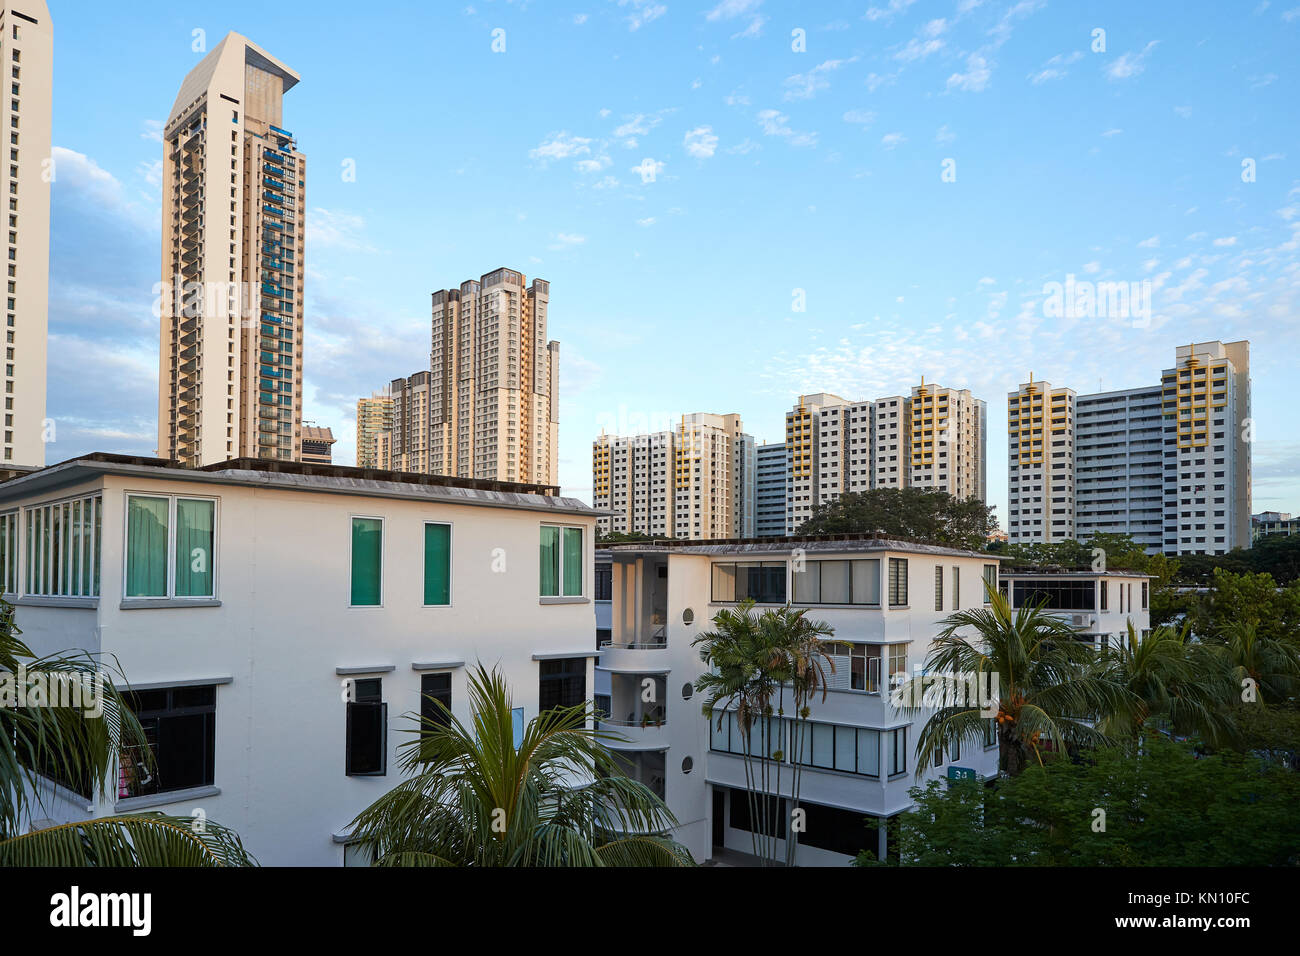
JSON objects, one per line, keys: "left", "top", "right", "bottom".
{"left": 562, "top": 527, "right": 583, "bottom": 596}
{"left": 126, "top": 496, "right": 169, "bottom": 597}
{"left": 424, "top": 523, "right": 450, "bottom": 606}
{"left": 175, "top": 499, "right": 215, "bottom": 597}
{"left": 539, "top": 526, "right": 560, "bottom": 597}
{"left": 351, "top": 517, "right": 383, "bottom": 606}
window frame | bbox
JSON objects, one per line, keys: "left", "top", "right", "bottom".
{"left": 348, "top": 514, "right": 384, "bottom": 608}
{"left": 122, "top": 492, "right": 218, "bottom": 602}
{"left": 119, "top": 684, "right": 218, "bottom": 798}
{"left": 345, "top": 677, "right": 388, "bottom": 777}
{"left": 887, "top": 557, "right": 908, "bottom": 607}
{"left": 540, "top": 523, "right": 585, "bottom": 599}
{"left": 421, "top": 520, "right": 452, "bottom": 608}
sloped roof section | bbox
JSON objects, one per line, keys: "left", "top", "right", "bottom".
{"left": 166, "top": 31, "right": 300, "bottom": 128}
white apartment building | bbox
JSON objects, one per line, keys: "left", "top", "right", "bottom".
{"left": 592, "top": 412, "right": 755, "bottom": 540}
{"left": 157, "top": 33, "right": 306, "bottom": 466}
{"left": 602, "top": 537, "right": 1008, "bottom": 864}
{"left": 354, "top": 392, "right": 394, "bottom": 469}
{"left": 2, "top": 2, "right": 50, "bottom": 467}
{"left": 755, "top": 442, "right": 787, "bottom": 537}
{"left": 7, "top": 453, "right": 600, "bottom": 865}
{"left": 1007, "top": 378, "right": 1076, "bottom": 545}
{"left": 1000, "top": 570, "right": 1152, "bottom": 651}
{"left": 429, "top": 269, "right": 558, "bottom": 485}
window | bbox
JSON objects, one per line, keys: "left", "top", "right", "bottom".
{"left": 349, "top": 516, "right": 382, "bottom": 606}
{"left": 1013, "top": 579, "right": 1098, "bottom": 611}
{"left": 345, "top": 678, "right": 387, "bottom": 776}
{"left": 1141, "top": 581, "right": 1149, "bottom": 610}
{"left": 512, "top": 707, "right": 525, "bottom": 749}
{"left": 122, "top": 495, "right": 213, "bottom": 599}
{"left": 539, "top": 657, "right": 586, "bottom": 713}
{"left": 887, "top": 558, "right": 908, "bottom": 606}
{"left": 953, "top": 566, "right": 959, "bottom": 608}
{"left": 792, "top": 558, "right": 880, "bottom": 605}
{"left": 711, "top": 561, "right": 786, "bottom": 603}
{"left": 888, "top": 644, "right": 907, "bottom": 686}
{"left": 594, "top": 564, "right": 612, "bottom": 601}
{"left": 0, "top": 509, "right": 15, "bottom": 593}
{"left": 982, "top": 565, "right": 997, "bottom": 604}
{"left": 984, "top": 717, "right": 998, "bottom": 749}
{"left": 24, "top": 494, "right": 103, "bottom": 598}
{"left": 889, "top": 728, "right": 907, "bottom": 776}
{"left": 422, "top": 522, "right": 450, "bottom": 606}
{"left": 1099, "top": 580, "right": 1108, "bottom": 611}
{"left": 934, "top": 566, "right": 943, "bottom": 611}
{"left": 540, "top": 526, "right": 583, "bottom": 597}
{"left": 119, "top": 685, "right": 216, "bottom": 797}
{"left": 418, "top": 672, "right": 452, "bottom": 762}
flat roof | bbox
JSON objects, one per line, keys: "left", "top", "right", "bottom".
{"left": 606, "top": 533, "right": 1001, "bottom": 561}
{"left": 1001, "top": 568, "right": 1151, "bottom": 579}
{"left": 0, "top": 453, "right": 597, "bottom": 518}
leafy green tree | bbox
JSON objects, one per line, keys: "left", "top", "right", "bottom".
{"left": 796, "top": 487, "right": 995, "bottom": 551}
{"left": 0, "top": 600, "right": 255, "bottom": 866}
{"left": 1211, "top": 620, "right": 1300, "bottom": 706}
{"left": 1190, "top": 569, "right": 1300, "bottom": 643}
{"left": 348, "top": 664, "right": 692, "bottom": 867}
{"left": 901, "top": 590, "right": 1137, "bottom": 776}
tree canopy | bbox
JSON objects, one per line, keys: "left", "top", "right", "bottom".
{"left": 796, "top": 487, "right": 996, "bottom": 551}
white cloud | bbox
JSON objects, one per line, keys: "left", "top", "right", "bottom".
{"left": 550, "top": 232, "right": 587, "bottom": 249}
{"left": 1138, "top": 235, "right": 1160, "bottom": 248}
{"left": 530, "top": 132, "right": 593, "bottom": 163}
{"left": 1028, "top": 50, "right": 1083, "bottom": 84}
{"left": 843, "top": 109, "right": 876, "bottom": 125}
{"left": 636, "top": 217, "right": 657, "bottom": 227}
{"left": 756, "top": 109, "right": 817, "bottom": 146}
{"left": 727, "top": 138, "right": 760, "bottom": 154}
{"left": 783, "top": 58, "right": 854, "bottom": 100}
{"left": 864, "top": 0, "right": 917, "bottom": 23}
{"left": 684, "top": 126, "right": 719, "bottom": 158}
{"left": 935, "top": 124, "right": 955, "bottom": 144}
{"left": 620, "top": 0, "right": 667, "bottom": 31}
{"left": 881, "top": 132, "right": 906, "bottom": 149}
{"left": 1213, "top": 236, "right": 1238, "bottom": 247}
{"left": 946, "top": 53, "right": 991, "bottom": 92}
{"left": 573, "top": 13, "right": 588, "bottom": 24}
{"left": 1101, "top": 128, "right": 1123, "bottom": 137}
{"left": 140, "top": 119, "right": 164, "bottom": 143}
{"left": 309, "top": 208, "right": 376, "bottom": 252}
{"left": 631, "top": 157, "right": 665, "bottom": 182}
{"left": 1105, "top": 41, "right": 1158, "bottom": 81}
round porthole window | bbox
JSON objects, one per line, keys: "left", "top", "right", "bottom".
{"left": 681, "top": 756, "right": 694, "bottom": 774}
{"left": 682, "top": 682, "right": 694, "bottom": 700}
{"left": 682, "top": 608, "right": 695, "bottom": 625}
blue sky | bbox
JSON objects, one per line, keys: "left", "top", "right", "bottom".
{"left": 44, "top": 0, "right": 1300, "bottom": 520}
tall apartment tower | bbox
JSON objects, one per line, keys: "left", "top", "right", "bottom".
{"left": 429, "top": 268, "right": 558, "bottom": 484}
{"left": 354, "top": 391, "right": 393, "bottom": 468}
{"left": 784, "top": 393, "right": 861, "bottom": 533}
{"left": 755, "top": 442, "right": 788, "bottom": 537}
{"left": 386, "top": 371, "right": 431, "bottom": 473}
{"left": 1074, "top": 385, "right": 1164, "bottom": 551}
{"left": 592, "top": 412, "right": 754, "bottom": 539}
{"left": 158, "top": 33, "right": 306, "bottom": 467}
{"left": 1160, "top": 340, "right": 1251, "bottom": 554}
{"left": 1007, "top": 377, "right": 1076, "bottom": 545}
{"left": 3, "top": 2, "right": 51, "bottom": 467}
{"left": 874, "top": 381, "right": 985, "bottom": 501}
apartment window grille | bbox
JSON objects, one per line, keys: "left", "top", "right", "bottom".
{"left": 887, "top": 558, "right": 908, "bottom": 606}
{"left": 24, "top": 494, "right": 102, "bottom": 598}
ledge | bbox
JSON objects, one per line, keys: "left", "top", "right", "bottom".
{"left": 119, "top": 598, "right": 222, "bottom": 610}
{"left": 12, "top": 596, "right": 99, "bottom": 609}
{"left": 532, "top": 650, "right": 602, "bottom": 661}
{"left": 539, "top": 596, "right": 589, "bottom": 605}
{"left": 113, "top": 676, "right": 232, "bottom": 692}
{"left": 335, "top": 665, "right": 395, "bottom": 676}
{"left": 411, "top": 660, "right": 465, "bottom": 672}
{"left": 115, "top": 785, "right": 221, "bottom": 813}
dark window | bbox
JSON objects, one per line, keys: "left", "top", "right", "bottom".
{"left": 729, "top": 788, "right": 787, "bottom": 839}
{"left": 711, "top": 561, "right": 786, "bottom": 603}
{"left": 420, "top": 673, "right": 452, "bottom": 728}
{"left": 595, "top": 627, "right": 612, "bottom": 650}
{"left": 888, "top": 558, "right": 908, "bottom": 607}
{"left": 121, "top": 684, "right": 216, "bottom": 797}
{"left": 346, "top": 678, "right": 387, "bottom": 776}
{"left": 539, "top": 658, "right": 586, "bottom": 713}
{"left": 1012, "top": 579, "right": 1097, "bottom": 611}
{"left": 594, "top": 564, "right": 612, "bottom": 601}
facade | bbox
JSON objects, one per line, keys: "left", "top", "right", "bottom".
{"left": 354, "top": 392, "right": 393, "bottom": 469}
{"left": 1007, "top": 378, "right": 1076, "bottom": 545}
{"left": 7, "top": 453, "right": 599, "bottom": 865}
{"left": 429, "top": 268, "right": 558, "bottom": 484}
{"left": 1253, "top": 511, "right": 1300, "bottom": 540}
{"left": 157, "top": 32, "right": 306, "bottom": 467}
{"left": 300, "top": 425, "right": 335, "bottom": 465}
{"left": 386, "top": 371, "right": 430, "bottom": 473}
{"left": 1011, "top": 340, "right": 1252, "bottom": 557}
{"left": 2, "top": 2, "right": 50, "bottom": 468}
{"left": 592, "top": 412, "right": 755, "bottom": 540}
{"left": 603, "top": 537, "right": 1008, "bottom": 864}
{"left": 784, "top": 393, "right": 860, "bottom": 533}
{"left": 754, "top": 442, "right": 787, "bottom": 537}
{"left": 1000, "top": 570, "right": 1151, "bottom": 650}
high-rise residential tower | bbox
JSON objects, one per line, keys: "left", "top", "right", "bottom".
{"left": 354, "top": 391, "right": 394, "bottom": 469}
{"left": 1007, "top": 377, "right": 1076, "bottom": 545}
{"left": 755, "top": 442, "right": 788, "bottom": 537}
{"left": 385, "top": 371, "right": 431, "bottom": 473}
{"left": 429, "top": 268, "right": 558, "bottom": 484}
{"left": 3, "top": 2, "right": 51, "bottom": 467}
{"left": 157, "top": 33, "right": 306, "bottom": 467}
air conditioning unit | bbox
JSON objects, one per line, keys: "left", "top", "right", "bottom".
{"left": 1071, "top": 614, "right": 1092, "bottom": 627}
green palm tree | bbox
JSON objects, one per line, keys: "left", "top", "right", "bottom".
{"left": 0, "top": 600, "right": 255, "bottom": 866}
{"left": 1214, "top": 620, "right": 1300, "bottom": 706}
{"left": 901, "top": 589, "right": 1138, "bottom": 776}
{"left": 347, "top": 663, "right": 693, "bottom": 866}
{"left": 1097, "top": 621, "right": 1237, "bottom": 745}
{"left": 693, "top": 600, "right": 834, "bottom": 866}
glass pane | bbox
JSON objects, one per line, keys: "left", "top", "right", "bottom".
{"left": 126, "top": 497, "right": 169, "bottom": 598}
{"left": 792, "top": 561, "right": 820, "bottom": 603}
{"left": 424, "top": 523, "right": 450, "bottom": 605}
{"left": 812, "top": 723, "right": 833, "bottom": 768}
{"left": 710, "top": 711, "right": 729, "bottom": 750}
{"left": 512, "top": 707, "right": 525, "bottom": 749}
{"left": 835, "top": 726, "right": 856, "bottom": 771}
{"left": 821, "top": 561, "right": 850, "bottom": 603}
{"left": 175, "top": 499, "right": 215, "bottom": 597}
{"left": 711, "top": 563, "right": 735, "bottom": 602}
{"left": 735, "top": 562, "right": 758, "bottom": 602}
{"left": 562, "top": 527, "right": 582, "bottom": 596}
{"left": 539, "top": 527, "right": 559, "bottom": 596}
{"left": 350, "top": 517, "right": 382, "bottom": 606}
{"left": 857, "top": 729, "right": 880, "bottom": 776}
{"left": 853, "top": 559, "right": 880, "bottom": 605}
